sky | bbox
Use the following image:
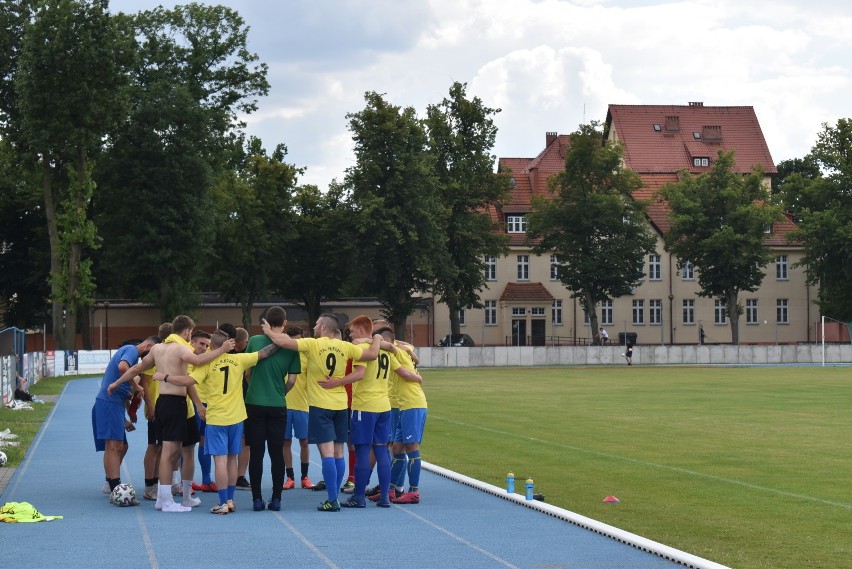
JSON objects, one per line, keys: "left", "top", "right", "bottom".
{"left": 109, "top": 0, "right": 852, "bottom": 190}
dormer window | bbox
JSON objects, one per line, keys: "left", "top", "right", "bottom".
{"left": 507, "top": 215, "right": 526, "bottom": 233}
{"left": 665, "top": 115, "right": 680, "bottom": 132}
{"left": 693, "top": 157, "right": 710, "bottom": 167}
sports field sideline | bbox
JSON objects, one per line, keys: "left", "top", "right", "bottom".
{"left": 0, "top": 376, "right": 723, "bottom": 569}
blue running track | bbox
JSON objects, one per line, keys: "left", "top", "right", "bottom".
{"left": 0, "top": 378, "right": 717, "bottom": 568}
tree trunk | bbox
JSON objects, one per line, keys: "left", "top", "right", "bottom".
{"left": 41, "top": 160, "right": 71, "bottom": 349}
{"left": 583, "top": 290, "right": 600, "bottom": 346}
{"left": 726, "top": 290, "right": 740, "bottom": 345}
{"left": 448, "top": 302, "right": 461, "bottom": 336}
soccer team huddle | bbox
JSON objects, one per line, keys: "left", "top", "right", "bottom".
{"left": 91, "top": 308, "right": 427, "bottom": 514}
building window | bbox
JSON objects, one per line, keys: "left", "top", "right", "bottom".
{"left": 512, "top": 307, "right": 526, "bottom": 317}
{"left": 682, "top": 299, "right": 695, "bottom": 324}
{"left": 648, "top": 255, "right": 661, "bottom": 280}
{"left": 531, "top": 307, "right": 545, "bottom": 317}
{"left": 777, "top": 299, "right": 788, "bottom": 324}
{"left": 776, "top": 255, "right": 788, "bottom": 280}
{"left": 517, "top": 255, "right": 529, "bottom": 280}
{"left": 583, "top": 308, "right": 590, "bottom": 326}
{"left": 682, "top": 261, "right": 694, "bottom": 280}
{"left": 550, "top": 254, "right": 559, "bottom": 281}
{"left": 632, "top": 300, "right": 644, "bottom": 325}
{"left": 746, "top": 299, "right": 758, "bottom": 324}
{"left": 484, "top": 255, "right": 497, "bottom": 281}
{"left": 484, "top": 300, "right": 497, "bottom": 325}
{"left": 714, "top": 299, "right": 726, "bottom": 325}
{"left": 601, "top": 300, "right": 613, "bottom": 325}
{"left": 692, "top": 157, "right": 710, "bottom": 167}
{"left": 507, "top": 215, "right": 526, "bottom": 233}
{"left": 650, "top": 299, "right": 662, "bottom": 325}
{"left": 552, "top": 300, "right": 563, "bottom": 325}
{"left": 458, "top": 309, "right": 465, "bottom": 326}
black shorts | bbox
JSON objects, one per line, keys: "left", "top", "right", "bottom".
{"left": 147, "top": 419, "right": 162, "bottom": 446}
{"left": 244, "top": 404, "right": 286, "bottom": 446}
{"left": 155, "top": 394, "right": 187, "bottom": 443}
{"left": 183, "top": 416, "right": 200, "bottom": 447}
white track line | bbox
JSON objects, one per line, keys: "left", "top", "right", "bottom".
{"left": 394, "top": 505, "right": 521, "bottom": 568}
{"left": 431, "top": 415, "right": 852, "bottom": 510}
{"left": 273, "top": 512, "right": 340, "bottom": 569}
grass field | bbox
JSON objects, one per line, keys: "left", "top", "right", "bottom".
{"left": 421, "top": 366, "right": 851, "bottom": 569}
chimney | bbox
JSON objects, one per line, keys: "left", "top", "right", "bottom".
{"left": 546, "top": 131, "right": 557, "bottom": 147}
{"left": 688, "top": 101, "right": 704, "bottom": 107}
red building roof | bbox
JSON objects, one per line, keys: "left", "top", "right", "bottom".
{"left": 605, "top": 102, "right": 777, "bottom": 175}
{"left": 499, "top": 282, "right": 555, "bottom": 302}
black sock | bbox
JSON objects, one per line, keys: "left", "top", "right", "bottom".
{"left": 108, "top": 478, "right": 120, "bottom": 492}
{"left": 145, "top": 478, "right": 157, "bottom": 487}
{"left": 286, "top": 468, "right": 295, "bottom": 480}
{"left": 301, "top": 462, "right": 310, "bottom": 479}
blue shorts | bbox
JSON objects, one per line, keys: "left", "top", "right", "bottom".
{"left": 92, "top": 399, "right": 126, "bottom": 451}
{"left": 350, "top": 409, "right": 391, "bottom": 445}
{"left": 194, "top": 403, "right": 207, "bottom": 436}
{"left": 394, "top": 408, "right": 427, "bottom": 444}
{"left": 285, "top": 409, "right": 309, "bottom": 440}
{"left": 390, "top": 408, "right": 401, "bottom": 443}
{"left": 308, "top": 406, "right": 348, "bottom": 444}
{"left": 205, "top": 423, "right": 244, "bottom": 456}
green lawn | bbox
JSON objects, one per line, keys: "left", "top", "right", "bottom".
{"left": 0, "top": 375, "right": 76, "bottom": 467}
{"left": 421, "top": 366, "right": 852, "bottom": 569}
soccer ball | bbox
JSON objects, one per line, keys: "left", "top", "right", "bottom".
{"left": 110, "top": 483, "right": 136, "bottom": 507}
{"left": 0, "top": 450, "right": 7, "bottom": 467}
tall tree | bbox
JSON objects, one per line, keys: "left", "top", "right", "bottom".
{"left": 344, "top": 92, "right": 447, "bottom": 337}
{"left": 527, "top": 122, "right": 657, "bottom": 344}
{"left": 659, "top": 150, "right": 783, "bottom": 344}
{"left": 276, "top": 182, "right": 351, "bottom": 329}
{"left": 773, "top": 155, "right": 822, "bottom": 221}
{"left": 92, "top": 4, "right": 269, "bottom": 319}
{"left": 209, "top": 138, "right": 300, "bottom": 328}
{"left": 785, "top": 119, "right": 852, "bottom": 320}
{"left": 425, "top": 82, "right": 511, "bottom": 335}
{"left": 7, "top": 0, "right": 131, "bottom": 348}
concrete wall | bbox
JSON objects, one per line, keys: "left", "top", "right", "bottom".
{"left": 418, "top": 344, "right": 852, "bottom": 367}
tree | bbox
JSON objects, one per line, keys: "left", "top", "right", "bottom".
{"left": 275, "top": 182, "right": 352, "bottom": 329}
{"left": 344, "top": 92, "right": 447, "bottom": 337}
{"left": 7, "top": 0, "right": 131, "bottom": 348}
{"left": 208, "top": 138, "right": 300, "bottom": 328}
{"left": 773, "top": 155, "right": 821, "bottom": 221}
{"left": 527, "top": 122, "right": 657, "bottom": 344}
{"left": 425, "top": 82, "right": 511, "bottom": 335}
{"left": 659, "top": 150, "right": 783, "bottom": 344}
{"left": 92, "top": 4, "right": 269, "bottom": 319}
{"left": 0, "top": 139, "right": 50, "bottom": 329}
{"left": 785, "top": 119, "right": 852, "bottom": 320}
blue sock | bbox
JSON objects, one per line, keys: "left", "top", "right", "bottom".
{"left": 227, "top": 485, "right": 235, "bottom": 501}
{"left": 198, "top": 445, "right": 212, "bottom": 484}
{"left": 322, "top": 457, "right": 338, "bottom": 502}
{"left": 335, "top": 457, "right": 346, "bottom": 494}
{"left": 354, "top": 445, "right": 373, "bottom": 496}
{"left": 374, "top": 444, "right": 391, "bottom": 497}
{"left": 407, "top": 450, "right": 421, "bottom": 490}
{"left": 218, "top": 489, "right": 228, "bottom": 505}
{"left": 391, "top": 453, "right": 407, "bottom": 490}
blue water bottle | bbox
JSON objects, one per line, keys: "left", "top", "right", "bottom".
{"left": 525, "top": 478, "right": 534, "bottom": 500}
{"left": 506, "top": 472, "right": 514, "bottom": 493}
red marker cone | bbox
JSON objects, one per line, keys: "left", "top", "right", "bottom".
{"left": 603, "top": 495, "right": 620, "bottom": 503}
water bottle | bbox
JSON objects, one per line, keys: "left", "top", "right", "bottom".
{"left": 506, "top": 472, "right": 514, "bottom": 493}
{"left": 525, "top": 478, "right": 534, "bottom": 500}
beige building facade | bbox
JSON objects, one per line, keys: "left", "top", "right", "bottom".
{"left": 430, "top": 103, "right": 816, "bottom": 346}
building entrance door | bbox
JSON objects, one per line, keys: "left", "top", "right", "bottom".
{"left": 530, "top": 319, "right": 545, "bottom": 346}
{"left": 512, "top": 319, "right": 527, "bottom": 346}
